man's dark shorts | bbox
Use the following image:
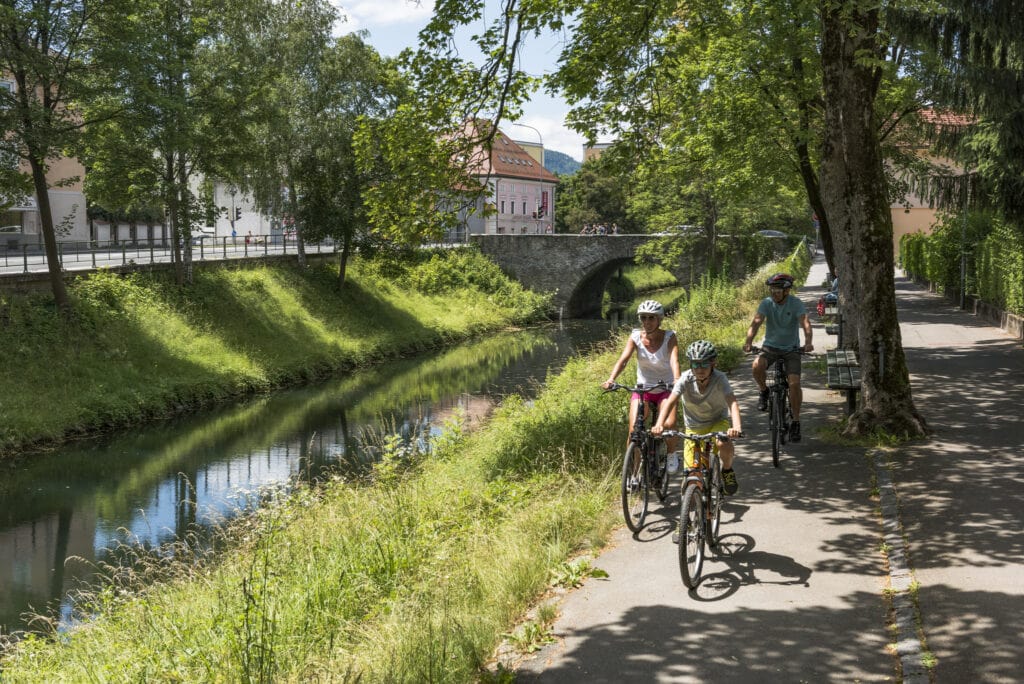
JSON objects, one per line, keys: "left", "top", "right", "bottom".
{"left": 760, "top": 346, "right": 803, "bottom": 374}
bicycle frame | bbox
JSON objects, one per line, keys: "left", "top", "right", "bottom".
{"left": 663, "top": 429, "right": 733, "bottom": 589}
{"left": 751, "top": 346, "right": 801, "bottom": 468}
{"left": 605, "top": 382, "right": 672, "bottom": 533}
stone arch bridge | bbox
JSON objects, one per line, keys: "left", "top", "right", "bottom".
{"left": 470, "top": 234, "right": 727, "bottom": 318}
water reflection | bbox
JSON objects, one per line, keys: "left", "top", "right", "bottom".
{"left": 0, "top": 320, "right": 613, "bottom": 635}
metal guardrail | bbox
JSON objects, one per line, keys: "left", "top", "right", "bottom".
{"left": 0, "top": 236, "right": 340, "bottom": 275}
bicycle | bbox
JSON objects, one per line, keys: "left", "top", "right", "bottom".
{"left": 750, "top": 346, "right": 804, "bottom": 468}
{"left": 661, "top": 429, "right": 741, "bottom": 588}
{"left": 604, "top": 381, "right": 673, "bottom": 532}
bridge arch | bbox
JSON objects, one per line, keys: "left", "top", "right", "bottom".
{"left": 470, "top": 234, "right": 713, "bottom": 318}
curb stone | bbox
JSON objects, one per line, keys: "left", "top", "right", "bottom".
{"left": 873, "top": 449, "right": 931, "bottom": 684}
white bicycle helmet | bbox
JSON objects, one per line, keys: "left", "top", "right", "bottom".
{"left": 637, "top": 300, "right": 665, "bottom": 317}
{"left": 685, "top": 339, "right": 717, "bottom": 362}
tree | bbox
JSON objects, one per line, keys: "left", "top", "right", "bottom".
{"left": 413, "top": 0, "right": 931, "bottom": 435}
{"left": 79, "top": 0, "right": 258, "bottom": 286}
{"left": 241, "top": 0, "right": 401, "bottom": 287}
{"left": 554, "top": 152, "right": 640, "bottom": 233}
{"left": 818, "top": 1, "right": 926, "bottom": 436}
{"left": 891, "top": 2, "right": 1024, "bottom": 227}
{"left": 0, "top": 0, "right": 108, "bottom": 310}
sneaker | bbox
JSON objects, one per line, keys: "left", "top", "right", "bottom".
{"left": 722, "top": 468, "right": 739, "bottom": 495}
{"left": 666, "top": 451, "right": 680, "bottom": 474}
{"left": 789, "top": 421, "right": 801, "bottom": 442}
{"left": 757, "top": 389, "right": 769, "bottom": 411}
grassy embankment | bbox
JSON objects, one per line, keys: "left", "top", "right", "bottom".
{"left": 0, "top": 249, "right": 548, "bottom": 459}
{"left": 0, "top": 249, "right": 809, "bottom": 682}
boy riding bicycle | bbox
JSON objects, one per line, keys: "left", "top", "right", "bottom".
{"left": 652, "top": 340, "right": 743, "bottom": 495}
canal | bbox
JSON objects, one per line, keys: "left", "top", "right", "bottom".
{"left": 0, "top": 319, "right": 623, "bottom": 636}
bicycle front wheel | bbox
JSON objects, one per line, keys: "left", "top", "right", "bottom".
{"left": 769, "top": 391, "right": 783, "bottom": 468}
{"left": 708, "top": 458, "right": 723, "bottom": 545}
{"left": 678, "top": 483, "right": 705, "bottom": 588}
{"left": 621, "top": 443, "right": 649, "bottom": 533}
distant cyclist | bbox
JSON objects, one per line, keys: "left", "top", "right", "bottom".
{"left": 742, "top": 273, "right": 813, "bottom": 442}
{"left": 652, "top": 340, "right": 742, "bottom": 495}
{"left": 603, "top": 300, "right": 681, "bottom": 464}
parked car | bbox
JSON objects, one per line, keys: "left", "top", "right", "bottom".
{"left": 755, "top": 229, "right": 788, "bottom": 238}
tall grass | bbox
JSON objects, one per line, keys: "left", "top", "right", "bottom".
{"left": 0, "top": 248, "right": 808, "bottom": 682}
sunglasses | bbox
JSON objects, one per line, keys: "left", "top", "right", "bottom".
{"left": 638, "top": 314, "right": 659, "bottom": 321}
{"left": 690, "top": 360, "right": 713, "bottom": 369}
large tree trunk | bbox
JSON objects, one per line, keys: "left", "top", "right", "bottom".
{"left": 28, "top": 157, "right": 70, "bottom": 312}
{"left": 819, "top": 2, "right": 926, "bottom": 437}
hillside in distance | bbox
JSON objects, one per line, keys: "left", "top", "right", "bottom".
{"left": 544, "top": 149, "right": 581, "bottom": 176}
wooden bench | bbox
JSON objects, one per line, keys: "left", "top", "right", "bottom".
{"left": 826, "top": 349, "right": 861, "bottom": 415}
{"left": 824, "top": 312, "right": 850, "bottom": 348}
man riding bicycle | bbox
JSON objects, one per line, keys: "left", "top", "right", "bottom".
{"left": 652, "top": 340, "right": 742, "bottom": 495}
{"left": 742, "top": 273, "right": 814, "bottom": 442}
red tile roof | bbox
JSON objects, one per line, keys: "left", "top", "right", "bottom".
{"left": 916, "top": 108, "right": 973, "bottom": 129}
{"left": 462, "top": 121, "right": 558, "bottom": 183}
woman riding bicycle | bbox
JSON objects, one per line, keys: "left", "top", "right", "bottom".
{"left": 603, "top": 300, "right": 681, "bottom": 465}
{"left": 652, "top": 340, "right": 742, "bottom": 495}
{"left": 742, "top": 272, "right": 813, "bottom": 442}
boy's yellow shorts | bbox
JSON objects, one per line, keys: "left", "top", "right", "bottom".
{"left": 683, "top": 419, "right": 731, "bottom": 469}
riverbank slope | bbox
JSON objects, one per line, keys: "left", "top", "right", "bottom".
{"left": 0, "top": 249, "right": 549, "bottom": 459}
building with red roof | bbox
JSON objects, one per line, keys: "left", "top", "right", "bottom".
{"left": 458, "top": 125, "right": 559, "bottom": 237}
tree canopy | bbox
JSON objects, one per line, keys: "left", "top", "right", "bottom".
{"left": 408, "top": 0, "right": 946, "bottom": 435}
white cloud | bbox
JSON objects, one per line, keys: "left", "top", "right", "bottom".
{"left": 334, "top": 0, "right": 434, "bottom": 34}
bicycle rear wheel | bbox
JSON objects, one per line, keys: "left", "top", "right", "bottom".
{"left": 769, "top": 392, "right": 783, "bottom": 468}
{"left": 678, "top": 482, "right": 705, "bottom": 588}
{"left": 621, "top": 443, "right": 649, "bottom": 532}
{"left": 708, "top": 458, "right": 723, "bottom": 545}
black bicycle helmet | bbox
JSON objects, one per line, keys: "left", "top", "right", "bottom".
{"left": 686, "top": 339, "right": 717, "bottom": 362}
{"left": 766, "top": 273, "right": 794, "bottom": 289}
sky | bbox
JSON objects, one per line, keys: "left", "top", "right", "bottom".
{"left": 332, "top": 0, "right": 589, "bottom": 161}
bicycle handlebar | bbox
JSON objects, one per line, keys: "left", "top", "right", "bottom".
{"left": 602, "top": 381, "right": 672, "bottom": 394}
{"left": 658, "top": 430, "right": 744, "bottom": 443}
{"left": 747, "top": 345, "right": 810, "bottom": 355}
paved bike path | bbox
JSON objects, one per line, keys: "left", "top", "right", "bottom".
{"left": 885, "top": 273, "right": 1024, "bottom": 683}
{"left": 514, "top": 257, "right": 1024, "bottom": 682}
{"left": 515, "top": 256, "right": 892, "bottom": 682}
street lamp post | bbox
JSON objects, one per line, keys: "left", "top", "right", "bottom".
{"left": 511, "top": 122, "right": 544, "bottom": 167}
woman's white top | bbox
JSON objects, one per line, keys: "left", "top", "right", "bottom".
{"left": 630, "top": 329, "right": 676, "bottom": 387}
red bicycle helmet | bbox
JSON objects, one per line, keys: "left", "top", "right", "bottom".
{"left": 766, "top": 273, "right": 794, "bottom": 289}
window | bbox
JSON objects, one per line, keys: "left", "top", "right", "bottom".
{"left": 500, "top": 200, "right": 505, "bottom": 214}
{"left": 522, "top": 201, "right": 527, "bottom": 215}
